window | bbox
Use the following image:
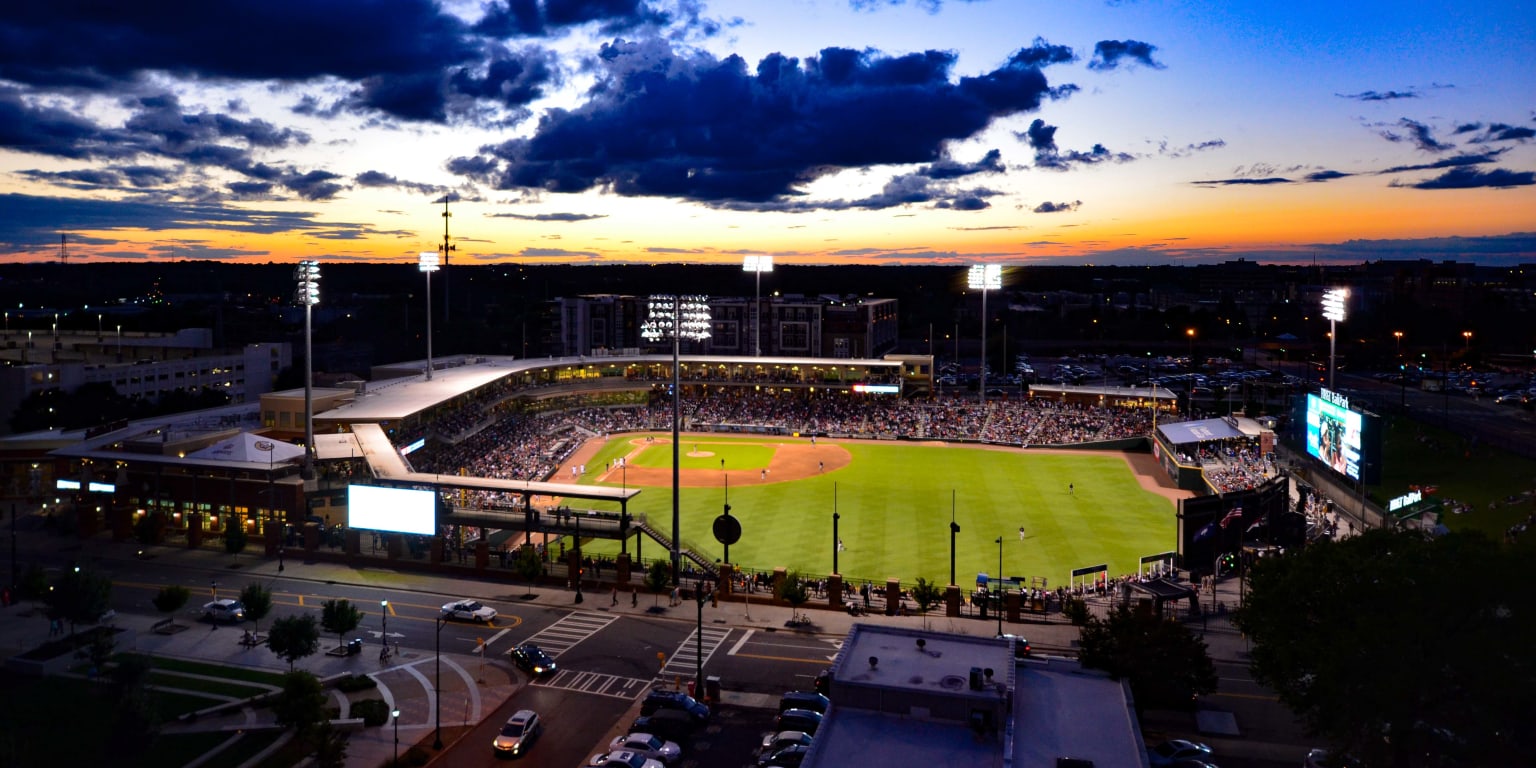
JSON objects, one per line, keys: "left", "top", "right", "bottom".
{"left": 781, "top": 322, "right": 809, "bottom": 351}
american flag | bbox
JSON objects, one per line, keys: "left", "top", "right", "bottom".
{"left": 1220, "top": 507, "right": 1244, "bottom": 529}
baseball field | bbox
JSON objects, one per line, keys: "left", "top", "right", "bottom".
{"left": 564, "top": 434, "right": 1184, "bottom": 589}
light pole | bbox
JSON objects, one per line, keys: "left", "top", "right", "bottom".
{"left": 694, "top": 576, "right": 708, "bottom": 701}
{"left": 419, "top": 252, "right": 440, "bottom": 380}
{"left": 832, "top": 482, "right": 839, "bottom": 576}
{"left": 433, "top": 614, "right": 447, "bottom": 749}
{"left": 293, "top": 260, "right": 320, "bottom": 480}
{"left": 968, "top": 264, "right": 1001, "bottom": 406}
{"left": 948, "top": 491, "right": 959, "bottom": 587}
{"left": 743, "top": 255, "right": 772, "bottom": 356}
{"left": 1321, "top": 288, "right": 1347, "bottom": 391}
{"left": 1394, "top": 332, "right": 1406, "bottom": 408}
{"left": 278, "top": 544, "right": 285, "bottom": 573}
{"left": 574, "top": 512, "right": 584, "bottom": 604}
{"left": 380, "top": 599, "right": 389, "bottom": 659}
{"left": 642, "top": 295, "right": 712, "bottom": 584}
{"left": 392, "top": 708, "right": 400, "bottom": 765}
{"left": 1186, "top": 328, "right": 1196, "bottom": 413}
{"left": 1462, "top": 330, "right": 1472, "bottom": 352}
{"left": 994, "top": 536, "right": 1003, "bottom": 637}
{"left": 720, "top": 459, "right": 731, "bottom": 565}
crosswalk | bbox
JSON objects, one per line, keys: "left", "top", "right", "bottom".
{"left": 519, "top": 611, "right": 617, "bottom": 656}
{"left": 659, "top": 625, "right": 733, "bottom": 681}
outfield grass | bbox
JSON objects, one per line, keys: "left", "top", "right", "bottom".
{"left": 576, "top": 436, "right": 1176, "bottom": 587}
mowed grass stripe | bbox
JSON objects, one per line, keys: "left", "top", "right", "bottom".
{"left": 577, "top": 436, "right": 1175, "bottom": 586}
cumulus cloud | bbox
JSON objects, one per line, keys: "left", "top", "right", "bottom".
{"left": 1033, "top": 200, "right": 1081, "bottom": 213}
{"left": 1019, "top": 119, "right": 1133, "bottom": 170}
{"left": 354, "top": 170, "right": 449, "bottom": 196}
{"left": 451, "top": 37, "right": 1074, "bottom": 207}
{"left": 1088, "top": 39, "right": 1164, "bottom": 71}
{"left": 1379, "top": 118, "right": 1452, "bottom": 152}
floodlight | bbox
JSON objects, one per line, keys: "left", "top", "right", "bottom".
{"left": 1321, "top": 287, "right": 1347, "bottom": 323}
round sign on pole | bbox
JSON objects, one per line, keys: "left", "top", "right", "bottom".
{"left": 712, "top": 514, "right": 741, "bottom": 546}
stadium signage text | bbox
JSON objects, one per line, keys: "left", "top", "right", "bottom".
{"left": 1388, "top": 490, "right": 1423, "bottom": 512}
{"left": 1320, "top": 387, "right": 1349, "bottom": 410}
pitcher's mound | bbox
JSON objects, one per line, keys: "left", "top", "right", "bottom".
{"left": 687, "top": 451, "right": 715, "bottom": 458}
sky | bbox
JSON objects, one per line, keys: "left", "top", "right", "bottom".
{"left": 1, "top": 0, "right": 1533, "bottom": 267}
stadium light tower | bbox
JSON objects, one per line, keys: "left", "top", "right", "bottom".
{"left": 743, "top": 255, "right": 773, "bottom": 356}
{"left": 419, "top": 252, "right": 440, "bottom": 381}
{"left": 1321, "top": 287, "right": 1348, "bottom": 391}
{"left": 968, "top": 264, "right": 1002, "bottom": 406}
{"left": 293, "top": 260, "right": 320, "bottom": 480}
{"left": 642, "top": 295, "right": 713, "bottom": 583}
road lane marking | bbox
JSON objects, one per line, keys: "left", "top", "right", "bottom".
{"left": 726, "top": 629, "right": 755, "bottom": 656}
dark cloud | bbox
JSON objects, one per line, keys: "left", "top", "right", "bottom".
{"left": 353, "top": 170, "right": 449, "bottom": 197}
{"left": 719, "top": 174, "right": 1001, "bottom": 213}
{"left": 227, "top": 181, "right": 276, "bottom": 198}
{"left": 848, "top": 0, "right": 985, "bottom": 12}
{"left": 1305, "top": 170, "right": 1351, "bottom": 182}
{"left": 454, "top": 37, "right": 1069, "bottom": 206}
{"left": 1337, "top": 89, "right": 1419, "bottom": 101}
{"left": 280, "top": 170, "right": 345, "bottom": 200}
{"left": 1395, "top": 167, "right": 1535, "bottom": 190}
{"left": 916, "top": 149, "right": 1004, "bottom": 180}
{"left": 1465, "top": 122, "right": 1536, "bottom": 143}
{"left": 1033, "top": 200, "right": 1081, "bottom": 213}
{"left": 474, "top": 0, "right": 672, "bottom": 37}
{"left": 0, "top": 86, "right": 134, "bottom": 160}
{"left": 1377, "top": 150, "right": 1503, "bottom": 174}
{"left": 1191, "top": 176, "right": 1293, "bottom": 186}
{"left": 1154, "top": 138, "right": 1225, "bottom": 158}
{"left": 488, "top": 211, "right": 608, "bottom": 221}
{"left": 1379, "top": 118, "right": 1452, "bottom": 152}
{"left": 1021, "top": 119, "right": 1132, "bottom": 170}
{"left": 1453, "top": 122, "right": 1482, "bottom": 134}
{"left": 1088, "top": 40, "right": 1164, "bottom": 71}
{"left": 1009, "top": 38, "right": 1077, "bottom": 68}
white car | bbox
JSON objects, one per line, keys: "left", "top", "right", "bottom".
{"left": 608, "top": 732, "right": 681, "bottom": 764}
{"left": 588, "top": 751, "right": 665, "bottom": 768}
{"left": 491, "top": 709, "right": 541, "bottom": 757}
{"left": 202, "top": 599, "right": 245, "bottom": 623}
{"left": 441, "top": 599, "right": 497, "bottom": 623}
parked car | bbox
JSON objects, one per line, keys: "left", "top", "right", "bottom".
{"left": 607, "top": 733, "right": 681, "bottom": 764}
{"left": 441, "top": 599, "right": 497, "bottom": 623}
{"left": 758, "top": 743, "right": 812, "bottom": 768}
{"left": 202, "top": 599, "right": 245, "bottom": 623}
{"left": 776, "top": 691, "right": 830, "bottom": 715}
{"left": 773, "top": 708, "right": 823, "bottom": 736}
{"left": 588, "top": 750, "right": 664, "bottom": 768}
{"left": 759, "top": 731, "right": 814, "bottom": 757}
{"left": 998, "top": 632, "right": 1031, "bottom": 659}
{"left": 629, "top": 710, "right": 700, "bottom": 743}
{"left": 639, "top": 690, "right": 710, "bottom": 723}
{"left": 491, "top": 709, "right": 541, "bottom": 758}
{"left": 508, "top": 643, "right": 557, "bottom": 677}
{"left": 1148, "top": 739, "right": 1213, "bottom": 767}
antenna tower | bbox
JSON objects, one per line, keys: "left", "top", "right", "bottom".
{"left": 439, "top": 199, "right": 456, "bottom": 321}
{"left": 58, "top": 233, "right": 68, "bottom": 264}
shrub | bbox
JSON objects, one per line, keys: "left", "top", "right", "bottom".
{"left": 335, "top": 674, "right": 377, "bottom": 693}
{"left": 1063, "top": 597, "right": 1090, "bottom": 626}
{"left": 351, "top": 698, "right": 390, "bottom": 727}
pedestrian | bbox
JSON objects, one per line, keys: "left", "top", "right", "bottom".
{"left": 612, "top": 586, "right": 619, "bottom": 605}
{"left": 761, "top": 468, "right": 767, "bottom": 480}
{"left": 818, "top": 461, "right": 824, "bottom": 473}
{"left": 837, "top": 538, "right": 845, "bottom": 551}
{"left": 1018, "top": 526, "right": 1025, "bottom": 540}
{"left": 631, "top": 589, "right": 638, "bottom": 608}
{"left": 670, "top": 586, "right": 680, "bottom": 607}
{"left": 811, "top": 436, "right": 816, "bottom": 446}
{"left": 1068, "top": 483, "right": 1074, "bottom": 495}
{"left": 580, "top": 463, "right": 586, "bottom": 474}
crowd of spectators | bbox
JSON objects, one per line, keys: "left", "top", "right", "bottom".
{"left": 1201, "top": 442, "right": 1276, "bottom": 493}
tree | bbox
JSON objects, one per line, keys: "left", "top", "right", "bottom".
{"left": 776, "top": 570, "right": 810, "bottom": 625}
{"left": 1235, "top": 529, "right": 1533, "bottom": 768}
{"left": 239, "top": 583, "right": 273, "bottom": 638}
{"left": 1077, "top": 604, "right": 1216, "bottom": 714}
{"left": 17, "top": 562, "right": 49, "bottom": 605}
{"left": 645, "top": 559, "right": 671, "bottom": 608}
{"left": 514, "top": 544, "right": 543, "bottom": 597}
{"left": 134, "top": 511, "right": 167, "bottom": 547}
{"left": 152, "top": 584, "right": 190, "bottom": 621}
{"left": 320, "top": 598, "right": 363, "bottom": 652}
{"left": 46, "top": 564, "right": 112, "bottom": 638}
{"left": 272, "top": 670, "right": 327, "bottom": 738}
{"left": 266, "top": 614, "right": 320, "bottom": 671}
{"left": 224, "top": 523, "right": 248, "bottom": 554}
{"left": 910, "top": 577, "right": 943, "bottom": 629}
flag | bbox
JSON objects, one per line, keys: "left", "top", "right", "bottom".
{"left": 1220, "top": 507, "right": 1243, "bottom": 529}
{"left": 1193, "top": 521, "right": 1217, "bottom": 542}
{"left": 1246, "top": 513, "right": 1268, "bottom": 533}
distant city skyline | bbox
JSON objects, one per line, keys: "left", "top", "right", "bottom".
{"left": 1, "top": 1, "right": 1533, "bottom": 266}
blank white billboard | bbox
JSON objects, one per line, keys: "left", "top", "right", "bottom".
{"left": 348, "top": 484, "right": 437, "bottom": 535}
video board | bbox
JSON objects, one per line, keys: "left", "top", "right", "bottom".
{"left": 1302, "top": 389, "right": 1381, "bottom": 484}
{"left": 347, "top": 484, "right": 438, "bottom": 535}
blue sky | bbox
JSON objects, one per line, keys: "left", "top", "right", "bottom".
{"left": 0, "top": 0, "right": 1532, "bottom": 265}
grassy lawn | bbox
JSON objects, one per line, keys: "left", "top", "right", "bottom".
{"left": 125, "top": 653, "right": 289, "bottom": 687}
{"left": 1373, "top": 416, "right": 1536, "bottom": 546}
{"left": 132, "top": 731, "right": 236, "bottom": 768}
{"left": 576, "top": 436, "right": 1176, "bottom": 586}
{"left": 148, "top": 669, "right": 273, "bottom": 699}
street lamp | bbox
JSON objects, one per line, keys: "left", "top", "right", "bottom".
{"left": 419, "top": 252, "right": 440, "bottom": 381}
{"left": 832, "top": 482, "right": 840, "bottom": 576}
{"left": 293, "top": 260, "right": 320, "bottom": 480}
{"left": 642, "top": 294, "right": 713, "bottom": 584}
{"left": 1393, "top": 331, "right": 1403, "bottom": 357}
{"left": 1462, "top": 330, "right": 1472, "bottom": 351}
{"left": 694, "top": 576, "right": 708, "bottom": 702}
{"left": 968, "top": 264, "right": 1002, "bottom": 407}
{"left": 392, "top": 708, "right": 401, "bottom": 765}
{"left": 743, "top": 255, "right": 773, "bottom": 356}
{"left": 720, "top": 459, "right": 731, "bottom": 565}
{"left": 380, "top": 600, "right": 389, "bottom": 659}
{"left": 278, "top": 544, "right": 285, "bottom": 573}
{"left": 1321, "top": 287, "right": 1348, "bottom": 391}
{"left": 994, "top": 536, "right": 1004, "bottom": 637}
{"left": 948, "top": 493, "right": 959, "bottom": 588}
{"left": 1186, "top": 328, "right": 1197, "bottom": 413}
{"left": 433, "top": 614, "right": 448, "bottom": 749}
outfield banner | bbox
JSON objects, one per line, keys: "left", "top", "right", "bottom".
{"left": 1070, "top": 563, "right": 1108, "bottom": 578}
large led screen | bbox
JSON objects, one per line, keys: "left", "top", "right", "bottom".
{"left": 348, "top": 484, "right": 437, "bottom": 535}
{"left": 1304, "top": 393, "right": 1363, "bottom": 480}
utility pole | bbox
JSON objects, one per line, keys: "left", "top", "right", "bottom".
{"left": 438, "top": 199, "right": 456, "bottom": 323}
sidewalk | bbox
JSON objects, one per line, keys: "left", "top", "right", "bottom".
{"left": 2, "top": 524, "right": 1255, "bottom": 767}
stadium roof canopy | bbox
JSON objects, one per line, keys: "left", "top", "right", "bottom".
{"left": 1157, "top": 418, "right": 1245, "bottom": 446}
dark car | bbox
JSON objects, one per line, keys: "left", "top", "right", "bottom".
{"left": 773, "top": 708, "right": 823, "bottom": 736}
{"left": 629, "top": 710, "right": 699, "bottom": 743}
{"left": 776, "top": 691, "right": 830, "bottom": 715}
{"left": 640, "top": 690, "right": 710, "bottom": 723}
{"left": 757, "top": 743, "right": 812, "bottom": 768}
{"left": 508, "top": 643, "right": 558, "bottom": 677}
{"left": 812, "top": 668, "right": 831, "bottom": 696}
